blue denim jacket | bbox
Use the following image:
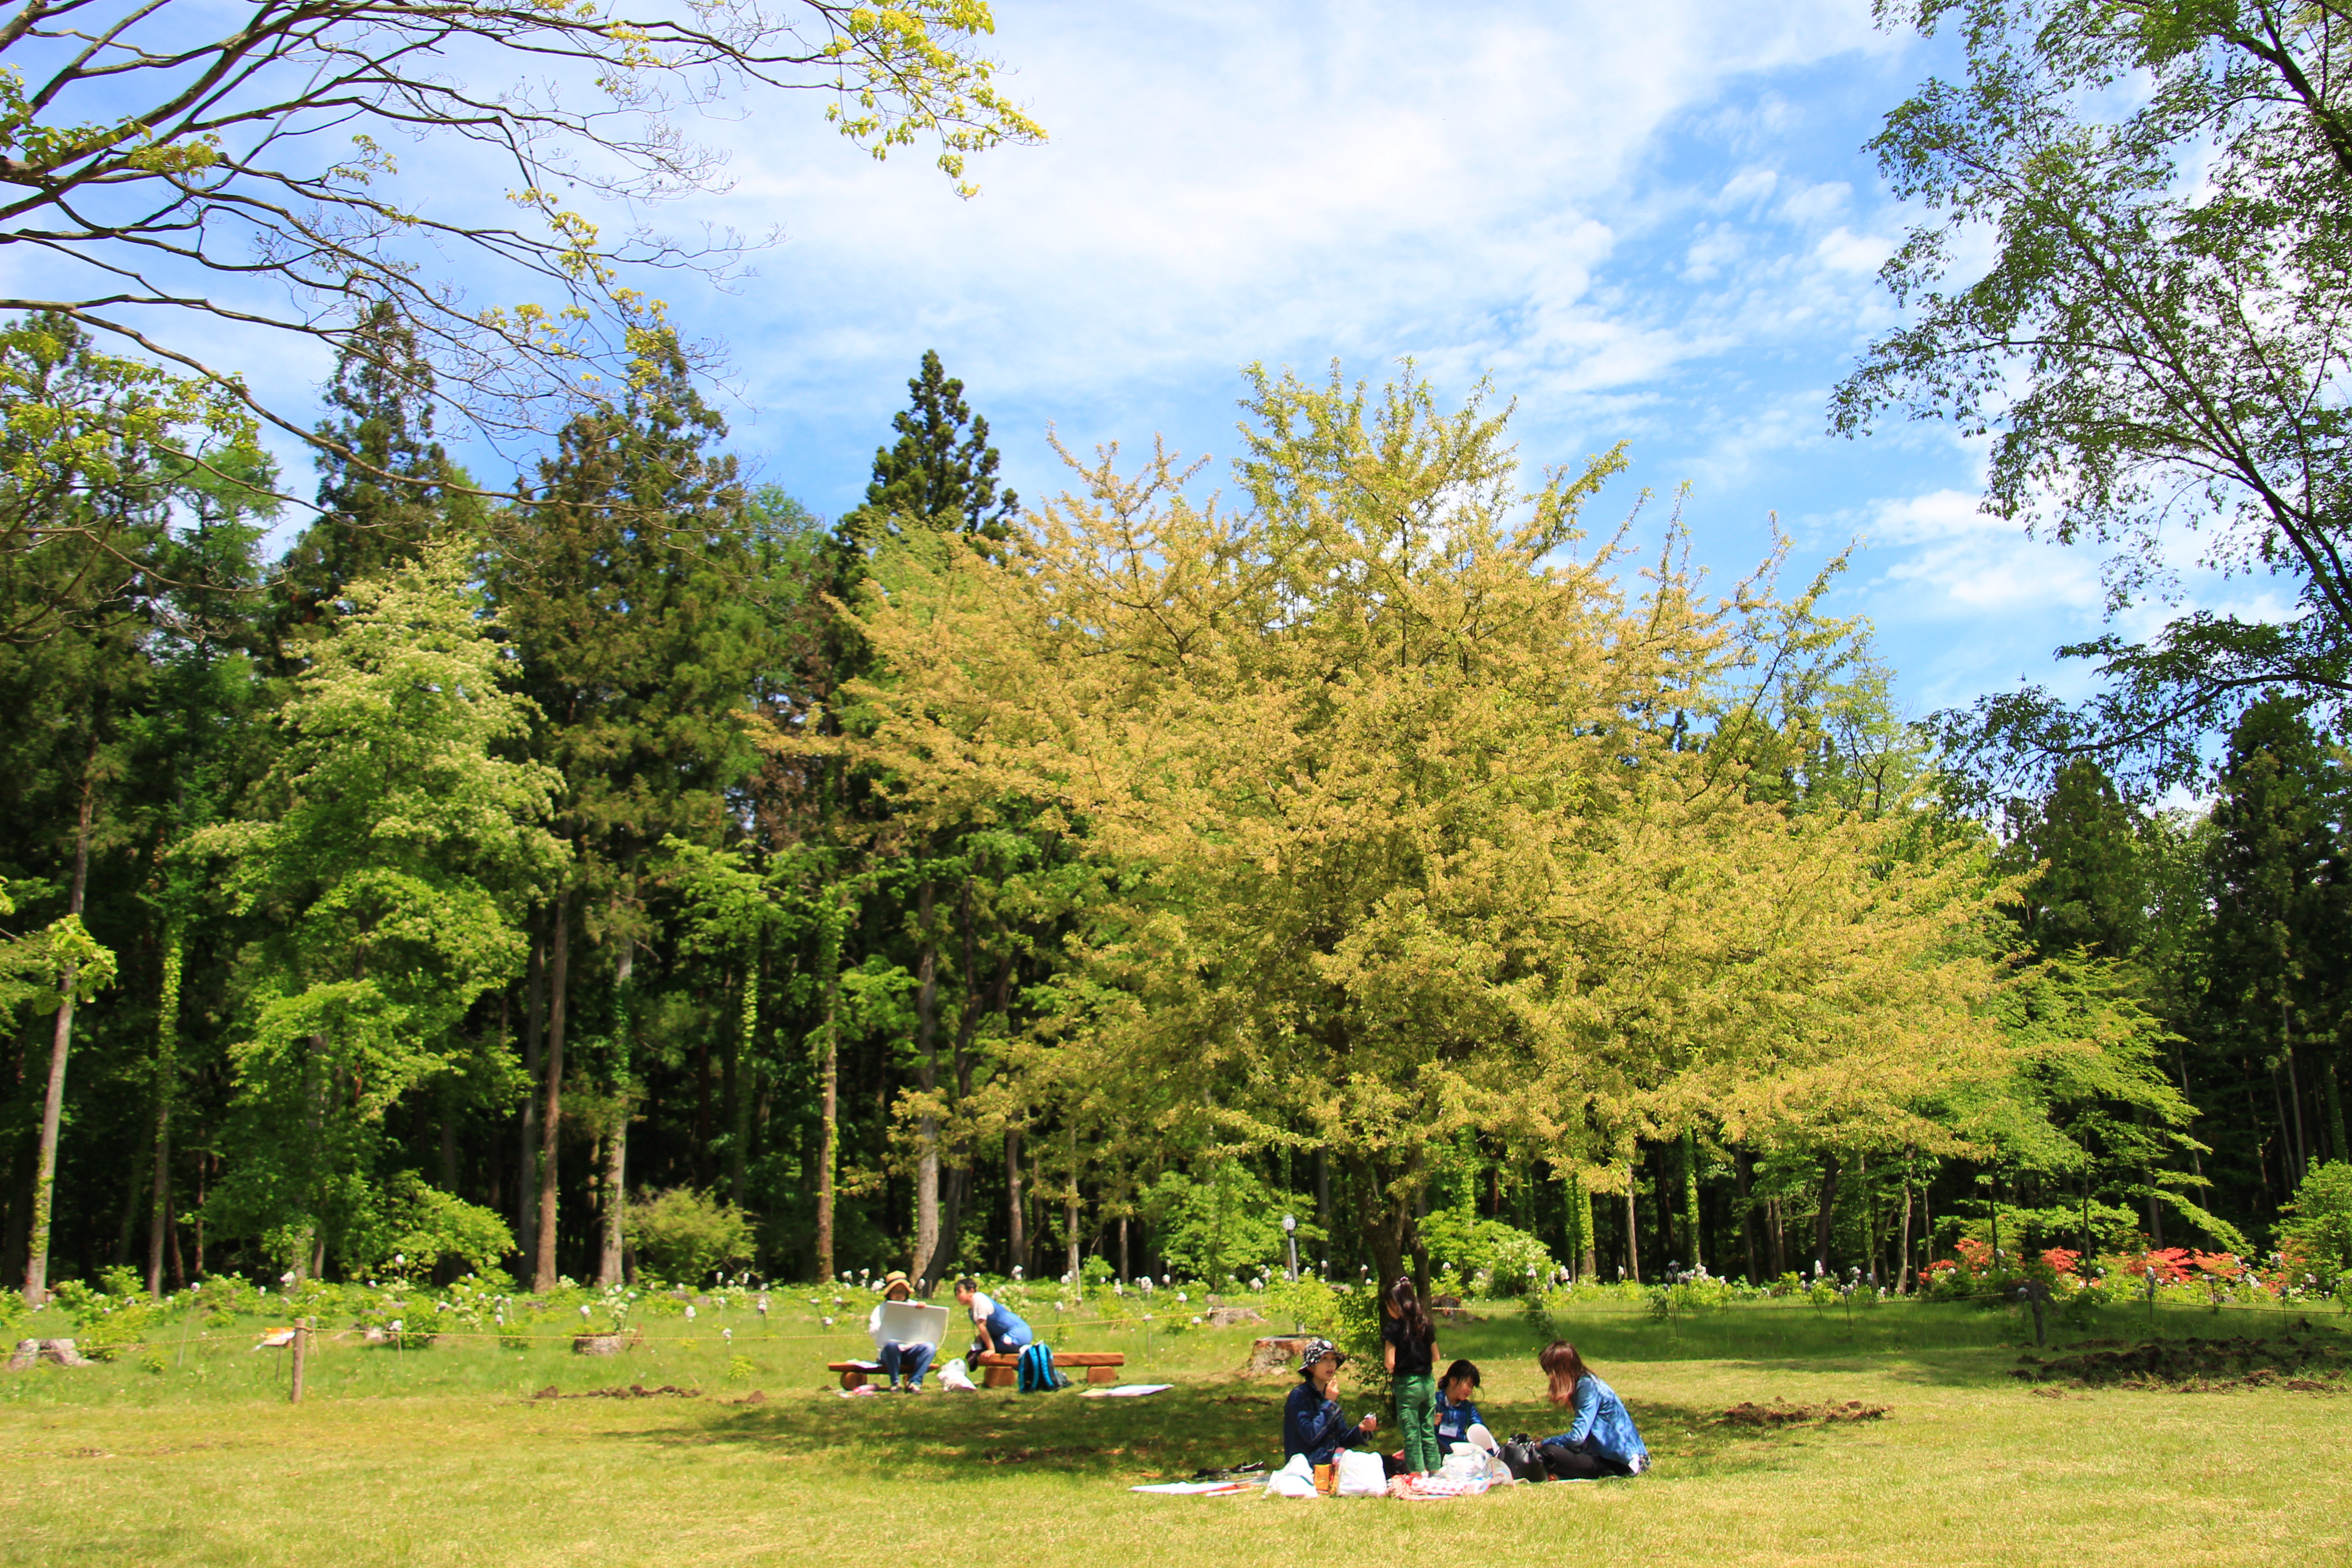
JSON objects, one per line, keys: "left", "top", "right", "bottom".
{"left": 1540, "top": 1372, "right": 1647, "bottom": 1464}
{"left": 1432, "top": 1389, "right": 1485, "bottom": 1447}
{"left": 1282, "top": 1380, "right": 1369, "bottom": 1465}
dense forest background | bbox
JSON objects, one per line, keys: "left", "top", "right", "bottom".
{"left": 4, "top": 305, "right": 2345, "bottom": 1306}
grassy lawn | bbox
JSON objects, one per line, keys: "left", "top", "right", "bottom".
{"left": 2, "top": 1298, "right": 2346, "bottom": 1566}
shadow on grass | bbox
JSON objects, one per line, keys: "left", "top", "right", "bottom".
{"left": 596, "top": 1378, "right": 1844, "bottom": 1490}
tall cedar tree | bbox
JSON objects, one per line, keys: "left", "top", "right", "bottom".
{"left": 837, "top": 349, "right": 1019, "bottom": 558}
{"left": 2002, "top": 760, "right": 2147, "bottom": 960}
{"left": 799, "top": 350, "right": 1021, "bottom": 1285}
{"left": 495, "top": 337, "right": 773, "bottom": 1289}
{"left": 0, "top": 315, "right": 185, "bottom": 1299}
{"left": 272, "top": 302, "right": 479, "bottom": 658}
{"left": 2205, "top": 697, "right": 2351, "bottom": 1204}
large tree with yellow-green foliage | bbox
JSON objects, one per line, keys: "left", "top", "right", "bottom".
{"left": 818, "top": 365, "right": 2015, "bottom": 1286}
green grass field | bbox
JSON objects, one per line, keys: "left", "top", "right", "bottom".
{"left": 2, "top": 1296, "right": 2345, "bottom": 1566}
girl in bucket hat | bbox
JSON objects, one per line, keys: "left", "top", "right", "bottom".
{"left": 1281, "top": 1338, "right": 1378, "bottom": 1467}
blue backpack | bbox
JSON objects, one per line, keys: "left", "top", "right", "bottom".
{"left": 1016, "top": 1341, "right": 1068, "bottom": 1393}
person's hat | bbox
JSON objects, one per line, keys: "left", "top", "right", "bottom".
{"left": 880, "top": 1270, "right": 913, "bottom": 1300}
{"left": 1299, "top": 1337, "right": 1345, "bottom": 1372}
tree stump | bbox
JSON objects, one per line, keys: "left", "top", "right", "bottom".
{"left": 1246, "top": 1335, "right": 1315, "bottom": 1376}
{"left": 573, "top": 1333, "right": 631, "bottom": 1355}
{"left": 1206, "top": 1306, "right": 1266, "bottom": 1328}
{"left": 7, "top": 1338, "right": 93, "bottom": 1370}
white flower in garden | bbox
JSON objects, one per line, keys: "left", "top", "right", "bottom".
{"left": 1176, "top": 1292, "right": 1187, "bottom": 1302}
{"left": 722, "top": 1328, "right": 733, "bottom": 1343}
{"left": 822, "top": 1316, "right": 835, "bottom": 1327}
{"left": 579, "top": 1304, "right": 593, "bottom": 1320}
{"left": 686, "top": 1305, "right": 697, "bottom": 1320}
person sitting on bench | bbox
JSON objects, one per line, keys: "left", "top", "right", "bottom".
{"left": 866, "top": 1271, "right": 935, "bottom": 1391}
{"left": 955, "top": 1276, "right": 1033, "bottom": 1359}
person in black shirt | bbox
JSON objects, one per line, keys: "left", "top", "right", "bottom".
{"left": 1281, "top": 1337, "right": 1378, "bottom": 1467}
{"left": 1382, "top": 1276, "right": 1441, "bottom": 1479}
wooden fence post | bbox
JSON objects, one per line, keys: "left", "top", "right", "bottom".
{"left": 289, "top": 1317, "right": 310, "bottom": 1404}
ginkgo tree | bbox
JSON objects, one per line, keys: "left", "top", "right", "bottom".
{"left": 832, "top": 364, "right": 2017, "bottom": 1286}
{"left": 193, "top": 539, "right": 566, "bottom": 1279}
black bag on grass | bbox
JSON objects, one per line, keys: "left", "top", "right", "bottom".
{"left": 1499, "top": 1436, "right": 1548, "bottom": 1482}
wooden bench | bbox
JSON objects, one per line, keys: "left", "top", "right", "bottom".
{"left": 827, "top": 1350, "right": 1128, "bottom": 1389}
{"left": 827, "top": 1360, "right": 892, "bottom": 1391}
{"left": 974, "top": 1350, "right": 1126, "bottom": 1388}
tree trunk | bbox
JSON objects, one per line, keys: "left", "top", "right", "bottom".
{"left": 694, "top": 992, "right": 714, "bottom": 1189}
{"left": 600, "top": 1108, "right": 627, "bottom": 1285}
{"left": 814, "top": 887, "right": 843, "bottom": 1284}
{"left": 519, "top": 919, "right": 544, "bottom": 1259}
{"left": 1813, "top": 1153, "right": 1842, "bottom": 1276}
{"left": 1004, "top": 1125, "right": 1025, "bottom": 1276}
{"left": 1680, "top": 1128, "right": 1704, "bottom": 1272}
{"left": 923, "top": 902, "right": 995, "bottom": 1295}
{"left": 1575, "top": 1174, "right": 1597, "bottom": 1281}
{"left": 1735, "top": 1149, "right": 1758, "bottom": 1285}
{"left": 534, "top": 892, "right": 570, "bottom": 1292}
{"left": 1623, "top": 1165, "right": 1639, "bottom": 1283}
{"left": 727, "top": 935, "right": 757, "bottom": 1206}
{"left": 147, "top": 925, "right": 182, "bottom": 1298}
{"left": 1858, "top": 1151, "right": 1881, "bottom": 1288}
{"left": 1315, "top": 1147, "right": 1332, "bottom": 1269}
{"left": 1064, "top": 1122, "right": 1081, "bottom": 1283}
{"left": 2283, "top": 1003, "right": 2309, "bottom": 1188}
{"left": 1896, "top": 1173, "right": 1913, "bottom": 1294}
{"left": 911, "top": 877, "right": 941, "bottom": 1286}
{"left": 24, "top": 746, "right": 96, "bottom": 1307}
{"left": 1358, "top": 1156, "right": 1411, "bottom": 1290}
{"left": 599, "top": 941, "right": 632, "bottom": 1287}
{"left": 2323, "top": 1057, "right": 2346, "bottom": 1166}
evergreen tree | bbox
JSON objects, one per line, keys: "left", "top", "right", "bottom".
{"left": 2002, "top": 760, "right": 2147, "bottom": 959}
{"left": 273, "top": 301, "right": 481, "bottom": 656}
{"left": 2205, "top": 696, "right": 2351, "bottom": 1201}
{"left": 837, "top": 350, "right": 1018, "bottom": 558}
{"left": 494, "top": 333, "right": 778, "bottom": 1288}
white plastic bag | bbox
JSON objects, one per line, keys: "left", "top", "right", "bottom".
{"left": 939, "top": 1357, "right": 977, "bottom": 1392}
{"left": 1439, "top": 1445, "right": 1486, "bottom": 1484}
{"left": 1334, "top": 1449, "right": 1387, "bottom": 1496}
{"left": 1264, "top": 1454, "right": 1318, "bottom": 1498}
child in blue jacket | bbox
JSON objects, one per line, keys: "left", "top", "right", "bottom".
{"left": 1432, "top": 1358, "right": 1486, "bottom": 1451}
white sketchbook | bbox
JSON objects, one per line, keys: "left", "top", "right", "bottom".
{"left": 869, "top": 1300, "right": 950, "bottom": 1351}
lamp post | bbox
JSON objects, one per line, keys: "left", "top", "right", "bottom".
{"left": 1282, "top": 1213, "right": 1298, "bottom": 1282}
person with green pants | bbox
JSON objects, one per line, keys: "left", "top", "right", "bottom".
{"left": 1382, "top": 1275, "right": 1442, "bottom": 1480}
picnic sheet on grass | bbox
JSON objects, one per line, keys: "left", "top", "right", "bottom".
{"left": 1129, "top": 1480, "right": 1253, "bottom": 1495}
{"left": 1080, "top": 1383, "right": 1174, "bottom": 1399}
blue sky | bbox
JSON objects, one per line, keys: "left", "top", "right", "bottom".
{"left": 55, "top": 0, "right": 2288, "bottom": 725}
{"left": 643, "top": 0, "right": 2159, "bottom": 722}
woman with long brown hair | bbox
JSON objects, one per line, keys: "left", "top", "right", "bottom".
{"left": 1535, "top": 1340, "right": 1649, "bottom": 1478}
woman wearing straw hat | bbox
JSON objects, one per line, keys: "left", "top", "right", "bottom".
{"left": 867, "top": 1272, "right": 936, "bottom": 1392}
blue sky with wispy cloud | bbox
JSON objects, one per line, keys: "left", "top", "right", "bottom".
{"left": 98, "top": 0, "right": 2289, "bottom": 722}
